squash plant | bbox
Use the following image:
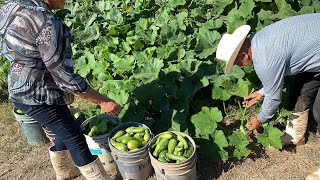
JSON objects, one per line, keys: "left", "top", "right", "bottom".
{"left": 57, "top": 0, "right": 320, "bottom": 161}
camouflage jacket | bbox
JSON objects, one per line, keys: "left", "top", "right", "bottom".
{"left": 0, "top": 0, "right": 89, "bottom": 105}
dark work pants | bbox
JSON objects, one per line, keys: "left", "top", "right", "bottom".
{"left": 292, "top": 72, "right": 320, "bottom": 133}
{"left": 13, "top": 102, "right": 95, "bottom": 166}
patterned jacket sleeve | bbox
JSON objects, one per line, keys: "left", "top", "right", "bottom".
{"left": 36, "top": 17, "right": 90, "bottom": 93}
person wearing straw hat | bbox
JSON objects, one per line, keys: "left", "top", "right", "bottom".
{"left": 216, "top": 13, "right": 320, "bottom": 179}
{"left": 0, "top": 0, "right": 121, "bottom": 179}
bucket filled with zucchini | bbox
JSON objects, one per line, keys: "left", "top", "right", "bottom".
{"left": 81, "top": 114, "right": 121, "bottom": 149}
{"left": 108, "top": 122, "right": 154, "bottom": 180}
{"left": 81, "top": 114, "right": 121, "bottom": 178}
{"left": 149, "top": 131, "right": 197, "bottom": 180}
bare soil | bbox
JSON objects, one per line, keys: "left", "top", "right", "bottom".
{"left": 1, "top": 101, "right": 320, "bottom": 180}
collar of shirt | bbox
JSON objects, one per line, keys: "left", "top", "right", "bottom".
{"left": 7, "top": 0, "right": 51, "bottom": 12}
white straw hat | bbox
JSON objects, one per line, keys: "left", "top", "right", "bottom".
{"left": 216, "top": 25, "right": 251, "bottom": 74}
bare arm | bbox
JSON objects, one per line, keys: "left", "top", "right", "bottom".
{"left": 74, "top": 87, "right": 121, "bottom": 115}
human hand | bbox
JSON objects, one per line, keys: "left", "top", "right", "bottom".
{"left": 99, "top": 98, "right": 121, "bottom": 115}
{"left": 246, "top": 117, "right": 261, "bottom": 131}
{"left": 242, "top": 91, "right": 263, "bottom": 108}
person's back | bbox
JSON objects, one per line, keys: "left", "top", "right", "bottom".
{"left": 216, "top": 13, "right": 320, "bottom": 179}
{"left": 252, "top": 13, "right": 320, "bottom": 76}
{"left": 0, "top": 1, "right": 120, "bottom": 179}
{"left": 1, "top": 1, "right": 88, "bottom": 105}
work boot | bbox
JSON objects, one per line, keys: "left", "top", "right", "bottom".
{"left": 281, "top": 109, "right": 309, "bottom": 146}
{"left": 306, "top": 168, "right": 320, "bottom": 180}
{"left": 78, "top": 158, "right": 111, "bottom": 180}
{"left": 49, "top": 147, "right": 81, "bottom": 180}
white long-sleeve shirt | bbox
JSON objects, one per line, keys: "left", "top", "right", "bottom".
{"left": 251, "top": 13, "right": 320, "bottom": 123}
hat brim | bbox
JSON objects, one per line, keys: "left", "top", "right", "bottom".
{"left": 223, "top": 25, "right": 251, "bottom": 74}
{"left": 225, "top": 38, "right": 247, "bottom": 74}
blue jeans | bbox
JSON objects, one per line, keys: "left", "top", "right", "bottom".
{"left": 13, "top": 102, "right": 95, "bottom": 166}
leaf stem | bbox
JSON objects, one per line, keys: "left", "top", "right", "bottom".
{"left": 238, "top": 100, "right": 248, "bottom": 135}
{"left": 223, "top": 101, "right": 228, "bottom": 117}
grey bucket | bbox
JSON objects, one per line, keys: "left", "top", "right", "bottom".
{"left": 13, "top": 108, "right": 49, "bottom": 146}
{"left": 149, "top": 131, "right": 197, "bottom": 180}
{"left": 108, "top": 122, "right": 154, "bottom": 180}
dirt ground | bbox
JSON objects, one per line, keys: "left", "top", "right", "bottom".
{"left": 1, "top": 101, "right": 320, "bottom": 180}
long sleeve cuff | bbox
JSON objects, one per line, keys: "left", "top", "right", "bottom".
{"left": 257, "top": 112, "right": 269, "bottom": 123}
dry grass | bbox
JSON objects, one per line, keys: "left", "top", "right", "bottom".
{"left": 0, "top": 102, "right": 33, "bottom": 154}
{"left": 200, "top": 135, "right": 320, "bottom": 180}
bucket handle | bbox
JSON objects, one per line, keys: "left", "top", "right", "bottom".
{"left": 161, "top": 168, "right": 199, "bottom": 180}
{"left": 111, "top": 152, "right": 118, "bottom": 160}
{"left": 160, "top": 169, "right": 174, "bottom": 180}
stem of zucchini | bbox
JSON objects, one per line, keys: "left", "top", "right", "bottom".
{"left": 238, "top": 100, "right": 248, "bottom": 135}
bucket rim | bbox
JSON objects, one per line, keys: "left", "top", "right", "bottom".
{"left": 108, "top": 122, "right": 154, "bottom": 155}
{"left": 81, "top": 114, "right": 122, "bottom": 138}
{"left": 13, "top": 107, "right": 26, "bottom": 115}
{"left": 149, "top": 131, "right": 197, "bottom": 165}
{"left": 12, "top": 108, "right": 36, "bottom": 123}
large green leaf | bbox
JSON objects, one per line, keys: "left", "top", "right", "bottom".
{"left": 74, "top": 50, "right": 96, "bottom": 77}
{"left": 78, "top": 23, "right": 100, "bottom": 44}
{"left": 108, "top": 89, "right": 130, "bottom": 106}
{"left": 228, "top": 131, "right": 251, "bottom": 159}
{"left": 191, "top": 107, "right": 223, "bottom": 139}
{"left": 212, "top": 85, "right": 232, "bottom": 101}
{"left": 257, "top": 125, "right": 284, "bottom": 149}
{"left": 212, "top": 130, "right": 228, "bottom": 150}
{"left": 113, "top": 55, "right": 136, "bottom": 75}
{"left": 131, "top": 58, "right": 164, "bottom": 83}
{"left": 274, "top": 0, "right": 297, "bottom": 19}
{"left": 194, "top": 27, "right": 221, "bottom": 59}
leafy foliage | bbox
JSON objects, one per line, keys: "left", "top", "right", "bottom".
{"left": 0, "top": 0, "right": 317, "bottom": 161}
{"left": 60, "top": 0, "right": 319, "bottom": 161}
{"left": 257, "top": 124, "right": 284, "bottom": 149}
{"left": 191, "top": 107, "right": 223, "bottom": 139}
{"left": 0, "top": 56, "right": 9, "bottom": 100}
{"left": 228, "top": 131, "right": 251, "bottom": 159}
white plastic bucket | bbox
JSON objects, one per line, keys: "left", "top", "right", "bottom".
{"left": 81, "top": 114, "right": 121, "bottom": 149}
{"left": 81, "top": 114, "right": 121, "bottom": 176}
{"left": 149, "top": 131, "right": 197, "bottom": 180}
{"left": 89, "top": 148, "right": 118, "bottom": 179}
{"left": 108, "top": 122, "right": 154, "bottom": 180}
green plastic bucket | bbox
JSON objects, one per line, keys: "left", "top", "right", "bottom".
{"left": 13, "top": 108, "right": 49, "bottom": 146}
{"left": 108, "top": 122, "right": 154, "bottom": 180}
